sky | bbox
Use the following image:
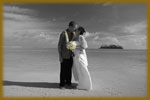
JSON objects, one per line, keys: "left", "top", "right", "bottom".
{"left": 3, "top": 3, "right": 147, "bottom": 49}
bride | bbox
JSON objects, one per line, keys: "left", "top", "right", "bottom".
{"left": 72, "top": 26, "right": 92, "bottom": 90}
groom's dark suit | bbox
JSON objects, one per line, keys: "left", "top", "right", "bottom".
{"left": 58, "top": 29, "right": 75, "bottom": 87}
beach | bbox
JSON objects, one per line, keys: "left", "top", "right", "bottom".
{"left": 3, "top": 48, "right": 147, "bottom": 97}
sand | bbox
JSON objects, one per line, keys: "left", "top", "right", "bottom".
{"left": 3, "top": 48, "right": 147, "bottom": 97}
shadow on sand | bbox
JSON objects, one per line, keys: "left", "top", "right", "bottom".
{"left": 3, "top": 80, "right": 77, "bottom": 89}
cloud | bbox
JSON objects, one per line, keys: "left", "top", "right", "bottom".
{"left": 35, "top": 32, "right": 58, "bottom": 42}
{"left": 4, "top": 12, "right": 35, "bottom": 22}
{"left": 118, "top": 35, "right": 146, "bottom": 46}
{"left": 93, "top": 36, "right": 99, "bottom": 40}
{"left": 3, "top": 4, "right": 146, "bottom": 49}
{"left": 84, "top": 31, "right": 96, "bottom": 38}
{"left": 85, "top": 31, "right": 115, "bottom": 39}
{"left": 3, "top": 5, "right": 59, "bottom": 48}
{"left": 100, "top": 36, "right": 121, "bottom": 45}
{"left": 3, "top": 5, "right": 41, "bottom": 23}
{"left": 122, "top": 21, "right": 146, "bottom": 34}
{"left": 84, "top": 31, "right": 121, "bottom": 48}
{"left": 3, "top": 5, "right": 40, "bottom": 37}
{"left": 4, "top": 30, "right": 59, "bottom": 48}
{"left": 4, "top": 5, "right": 36, "bottom": 15}
{"left": 80, "top": 20, "right": 146, "bottom": 49}
{"left": 3, "top": 5, "right": 58, "bottom": 37}
{"left": 85, "top": 29, "right": 146, "bottom": 49}
{"left": 102, "top": 3, "right": 112, "bottom": 7}
{"left": 10, "top": 30, "right": 58, "bottom": 41}
{"left": 110, "top": 21, "right": 146, "bottom": 35}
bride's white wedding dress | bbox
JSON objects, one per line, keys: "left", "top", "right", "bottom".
{"left": 72, "top": 35, "right": 92, "bottom": 90}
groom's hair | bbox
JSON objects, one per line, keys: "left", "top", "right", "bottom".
{"left": 69, "top": 21, "right": 77, "bottom": 27}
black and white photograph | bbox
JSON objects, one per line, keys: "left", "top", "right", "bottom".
{"left": 3, "top": 3, "right": 147, "bottom": 97}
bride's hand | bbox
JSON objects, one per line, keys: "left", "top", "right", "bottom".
{"left": 76, "top": 46, "right": 83, "bottom": 51}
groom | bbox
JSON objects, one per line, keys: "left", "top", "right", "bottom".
{"left": 58, "top": 21, "right": 78, "bottom": 89}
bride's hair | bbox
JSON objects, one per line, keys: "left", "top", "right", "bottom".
{"left": 78, "top": 26, "right": 86, "bottom": 35}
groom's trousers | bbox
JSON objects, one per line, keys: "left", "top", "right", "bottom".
{"left": 60, "top": 57, "right": 73, "bottom": 87}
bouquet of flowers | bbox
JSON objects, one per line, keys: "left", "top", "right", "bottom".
{"left": 66, "top": 41, "right": 76, "bottom": 50}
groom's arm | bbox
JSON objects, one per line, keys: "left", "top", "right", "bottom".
{"left": 58, "top": 32, "right": 64, "bottom": 63}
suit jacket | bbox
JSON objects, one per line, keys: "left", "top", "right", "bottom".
{"left": 58, "top": 29, "right": 75, "bottom": 60}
